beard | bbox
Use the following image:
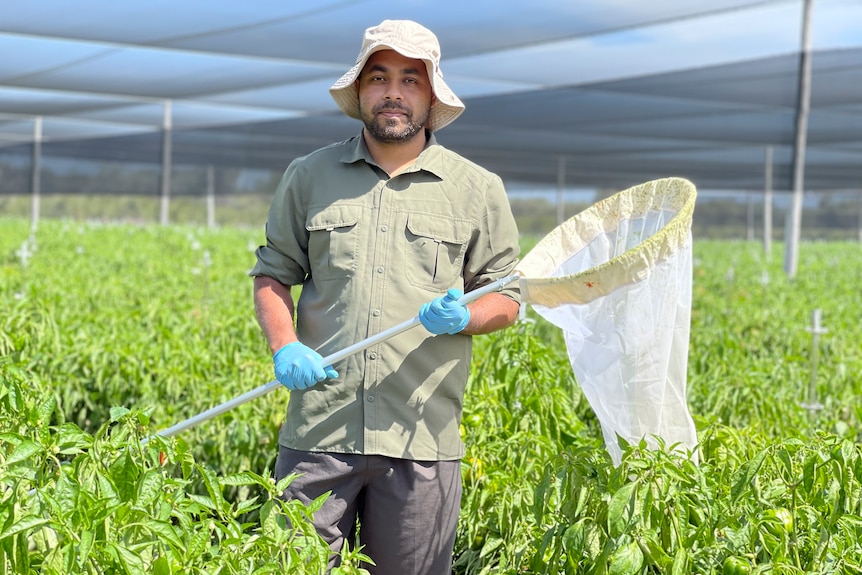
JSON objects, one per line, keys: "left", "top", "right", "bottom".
{"left": 360, "top": 101, "right": 430, "bottom": 143}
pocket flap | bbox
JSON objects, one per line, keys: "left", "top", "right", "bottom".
{"left": 406, "top": 213, "right": 472, "bottom": 244}
{"left": 306, "top": 205, "right": 361, "bottom": 232}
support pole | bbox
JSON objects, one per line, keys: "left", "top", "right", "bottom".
{"left": 159, "top": 100, "right": 173, "bottom": 225}
{"left": 801, "top": 308, "right": 826, "bottom": 415}
{"left": 30, "top": 116, "right": 42, "bottom": 234}
{"left": 764, "top": 146, "right": 773, "bottom": 260}
{"left": 857, "top": 190, "right": 862, "bottom": 243}
{"left": 556, "top": 156, "right": 566, "bottom": 226}
{"left": 206, "top": 165, "right": 216, "bottom": 229}
{"left": 783, "top": 0, "right": 814, "bottom": 278}
{"left": 747, "top": 192, "right": 755, "bottom": 242}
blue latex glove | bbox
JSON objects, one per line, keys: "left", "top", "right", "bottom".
{"left": 419, "top": 288, "right": 471, "bottom": 335}
{"left": 273, "top": 342, "right": 338, "bottom": 391}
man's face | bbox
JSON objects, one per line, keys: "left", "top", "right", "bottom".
{"left": 357, "top": 50, "right": 435, "bottom": 144}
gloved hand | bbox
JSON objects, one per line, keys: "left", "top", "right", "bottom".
{"left": 273, "top": 342, "right": 338, "bottom": 391}
{"left": 419, "top": 288, "right": 471, "bottom": 335}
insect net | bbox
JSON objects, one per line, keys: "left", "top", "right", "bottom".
{"left": 516, "top": 177, "right": 698, "bottom": 465}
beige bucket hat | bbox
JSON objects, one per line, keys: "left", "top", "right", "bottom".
{"left": 330, "top": 19, "right": 465, "bottom": 132}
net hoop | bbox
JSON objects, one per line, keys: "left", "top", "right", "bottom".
{"left": 517, "top": 177, "right": 696, "bottom": 307}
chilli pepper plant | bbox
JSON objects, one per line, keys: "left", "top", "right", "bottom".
{"left": 2, "top": 218, "right": 862, "bottom": 573}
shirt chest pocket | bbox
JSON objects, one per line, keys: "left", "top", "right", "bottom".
{"left": 404, "top": 213, "right": 473, "bottom": 292}
{"left": 306, "top": 206, "right": 362, "bottom": 280}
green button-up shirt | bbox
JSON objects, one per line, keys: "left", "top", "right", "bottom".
{"left": 251, "top": 132, "right": 520, "bottom": 461}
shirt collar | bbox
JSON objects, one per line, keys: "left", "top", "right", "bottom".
{"left": 340, "top": 131, "right": 445, "bottom": 180}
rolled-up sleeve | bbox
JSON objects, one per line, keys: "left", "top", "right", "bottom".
{"left": 250, "top": 161, "right": 310, "bottom": 286}
{"left": 464, "top": 173, "right": 521, "bottom": 304}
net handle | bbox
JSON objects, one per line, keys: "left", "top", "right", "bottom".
{"left": 147, "top": 274, "right": 520, "bottom": 441}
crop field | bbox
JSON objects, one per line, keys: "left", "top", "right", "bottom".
{"left": 2, "top": 216, "right": 862, "bottom": 574}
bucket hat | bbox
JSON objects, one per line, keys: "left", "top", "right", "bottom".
{"left": 330, "top": 19, "right": 465, "bottom": 132}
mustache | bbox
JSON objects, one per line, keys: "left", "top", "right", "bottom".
{"left": 373, "top": 102, "right": 409, "bottom": 113}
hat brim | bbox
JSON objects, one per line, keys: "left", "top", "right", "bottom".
{"left": 330, "top": 43, "right": 464, "bottom": 132}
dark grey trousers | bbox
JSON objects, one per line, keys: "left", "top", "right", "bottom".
{"left": 274, "top": 446, "right": 462, "bottom": 575}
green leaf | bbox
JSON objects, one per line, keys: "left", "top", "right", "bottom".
{"left": 54, "top": 423, "right": 93, "bottom": 454}
{"left": 152, "top": 555, "right": 171, "bottom": 575}
{"left": 802, "top": 451, "right": 819, "bottom": 494}
{"left": 638, "top": 531, "right": 672, "bottom": 569}
{"left": 134, "top": 410, "right": 151, "bottom": 428}
{"left": 4, "top": 382, "right": 21, "bottom": 414}
{"left": 34, "top": 395, "right": 56, "bottom": 425}
{"left": 562, "top": 521, "right": 584, "bottom": 555}
{"left": 5, "top": 440, "right": 42, "bottom": 465}
{"left": 53, "top": 473, "right": 81, "bottom": 517}
{"left": 0, "top": 515, "right": 50, "bottom": 540}
{"left": 145, "top": 520, "right": 184, "bottom": 550}
{"left": 16, "top": 531, "right": 30, "bottom": 572}
{"left": 0, "top": 432, "right": 23, "bottom": 444}
{"left": 479, "top": 536, "right": 503, "bottom": 559}
{"left": 275, "top": 472, "right": 299, "bottom": 494}
{"left": 197, "top": 464, "right": 227, "bottom": 516}
{"left": 234, "top": 496, "right": 262, "bottom": 516}
{"left": 97, "top": 469, "right": 120, "bottom": 501}
{"left": 110, "top": 406, "right": 131, "bottom": 422}
{"left": 110, "top": 541, "right": 146, "bottom": 575}
{"left": 77, "top": 530, "right": 95, "bottom": 569}
{"left": 731, "top": 449, "right": 767, "bottom": 503}
{"left": 609, "top": 540, "right": 644, "bottom": 575}
{"left": 220, "top": 470, "right": 263, "bottom": 486}
{"left": 533, "top": 467, "right": 552, "bottom": 523}
{"left": 307, "top": 490, "right": 331, "bottom": 514}
{"left": 260, "top": 499, "right": 282, "bottom": 539}
{"left": 776, "top": 448, "right": 793, "bottom": 478}
{"left": 43, "top": 540, "right": 66, "bottom": 573}
{"left": 670, "top": 547, "right": 690, "bottom": 575}
{"left": 839, "top": 439, "right": 855, "bottom": 465}
{"left": 608, "top": 480, "right": 638, "bottom": 537}
{"left": 185, "top": 527, "right": 209, "bottom": 561}
{"left": 186, "top": 493, "right": 216, "bottom": 511}
{"left": 109, "top": 450, "right": 139, "bottom": 502}
{"left": 136, "top": 469, "right": 164, "bottom": 508}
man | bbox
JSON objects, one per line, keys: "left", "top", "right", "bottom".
{"left": 251, "top": 19, "right": 520, "bottom": 575}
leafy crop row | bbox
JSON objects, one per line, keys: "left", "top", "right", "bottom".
{"left": 2, "top": 217, "right": 861, "bottom": 573}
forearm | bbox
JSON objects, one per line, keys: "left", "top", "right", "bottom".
{"left": 253, "top": 275, "right": 299, "bottom": 354}
{"left": 461, "top": 292, "right": 519, "bottom": 336}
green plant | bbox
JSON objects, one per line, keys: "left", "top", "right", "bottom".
{"left": 4, "top": 219, "right": 862, "bottom": 574}
{"left": 0, "top": 365, "right": 332, "bottom": 574}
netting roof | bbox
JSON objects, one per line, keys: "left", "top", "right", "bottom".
{"left": 2, "top": 0, "right": 861, "bottom": 193}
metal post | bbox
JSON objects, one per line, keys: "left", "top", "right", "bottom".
{"left": 747, "top": 192, "right": 755, "bottom": 242}
{"left": 159, "top": 100, "right": 173, "bottom": 225}
{"left": 801, "top": 308, "right": 826, "bottom": 414}
{"left": 30, "top": 116, "right": 42, "bottom": 233}
{"left": 763, "top": 146, "right": 773, "bottom": 260}
{"left": 783, "top": 0, "right": 815, "bottom": 278}
{"left": 858, "top": 190, "right": 862, "bottom": 243}
{"left": 556, "top": 156, "right": 566, "bottom": 226}
{"left": 206, "top": 165, "right": 216, "bottom": 228}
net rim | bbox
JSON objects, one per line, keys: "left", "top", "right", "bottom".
{"left": 516, "top": 177, "right": 697, "bottom": 306}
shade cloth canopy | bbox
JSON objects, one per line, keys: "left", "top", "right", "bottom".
{"left": 1, "top": 0, "right": 861, "bottom": 193}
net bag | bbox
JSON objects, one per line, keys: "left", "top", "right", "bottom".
{"left": 516, "top": 177, "right": 698, "bottom": 465}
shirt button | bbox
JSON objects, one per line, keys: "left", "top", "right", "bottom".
{"left": 368, "top": 352, "right": 377, "bottom": 360}
{"left": 372, "top": 309, "right": 381, "bottom": 317}
{"left": 367, "top": 395, "right": 375, "bottom": 402}
{"left": 380, "top": 225, "right": 388, "bottom": 232}
{"left": 376, "top": 266, "right": 384, "bottom": 273}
